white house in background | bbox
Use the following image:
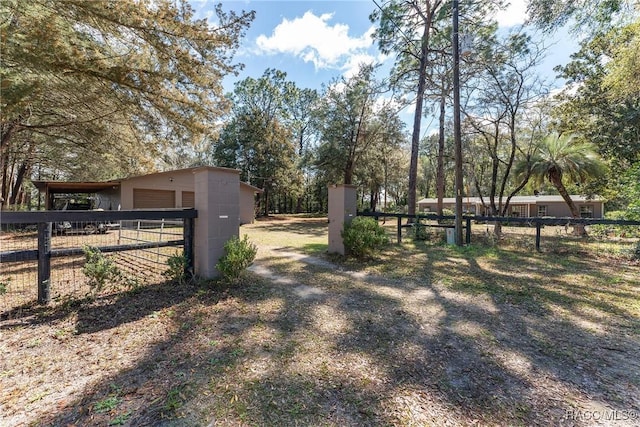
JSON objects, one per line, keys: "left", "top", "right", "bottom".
{"left": 32, "top": 166, "right": 264, "bottom": 224}
{"left": 417, "top": 195, "right": 605, "bottom": 218}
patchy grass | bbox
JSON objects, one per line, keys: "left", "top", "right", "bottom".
{"left": 1, "top": 215, "right": 639, "bottom": 426}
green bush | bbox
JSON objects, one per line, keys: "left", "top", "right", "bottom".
{"left": 438, "top": 208, "right": 455, "bottom": 225}
{"left": 342, "top": 216, "right": 389, "bottom": 258}
{"left": 82, "top": 246, "right": 121, "bottom": 296}
{"left": 0, "top": 277, "right": 10, "bottom": 295}
{"left": 216, "top": 235, "right": 257, "bottom": 281}
{"left": 591, "top": 211, "right": 640, "bottom": 238}
{"left": 163, "top": 251, "right": 190, "bottom": 285}
{"left": 412, "top": 223, "right": 429, "bottom": 241}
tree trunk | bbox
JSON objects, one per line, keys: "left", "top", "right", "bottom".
{"left": 550, "top": 172, "right": 587, "bottom": 236}
{"left": 408, "top": 21, "right": 431, "bottom": 218}
{"left": 9, "top": 160, "right": 31, "bottom": 206}
{"left": 263, "top": 188, "right": 270, "bottom": 217}
{"left": 370, "top": 188, "right": 378, "bottom": 212}
{"left": 490, "top": 205, "right": 502, "bottom": 237}
{"left": 436, "top": 93, "right": 446, "bottom": 216}
{"left": 1, "top": 119, "right": 22, "bottom": 151}
{"left": 344, "top": 159, "right": 354, "bottom": 185}
{"left": 0, "top": 147, "right": 10, "bottom": 206}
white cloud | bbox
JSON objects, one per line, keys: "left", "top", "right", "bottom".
{"left": 494, "top": 0, "right": 528, "bottom": 28}
{"left": 256, "top": 11, "right": 376, "bottom": 70}
{"left": 341, "top": 53, "right": 377, "bottom": 78}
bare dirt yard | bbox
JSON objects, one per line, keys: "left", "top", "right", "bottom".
{"left": 1, "top": 215, "right": 639, "bottom": 426}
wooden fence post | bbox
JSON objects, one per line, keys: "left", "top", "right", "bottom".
{"left": 37, "top": 222, "right": 52, "bottom": 304}
{"left": 535, "top": 222, "right": 542, "bottom": 252}
{"left": 465, "top": 217, "right": 472, "bottom": 245}
{"left": 397, "top": 216, "right": 402, "bottom": 244}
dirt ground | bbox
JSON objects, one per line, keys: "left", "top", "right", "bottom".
{"left": 1, "top": 216, "right": 639, "bottom": 426}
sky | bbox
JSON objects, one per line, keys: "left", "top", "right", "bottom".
{"left": 190, "top": 0, "right": 579, "bottom": 128}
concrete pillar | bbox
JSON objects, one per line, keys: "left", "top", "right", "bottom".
{"left": 328, "top": 184, "right": 357, "bottom": 255}
{"left": 193, "top": 167, "right": 240, "bottom": 278}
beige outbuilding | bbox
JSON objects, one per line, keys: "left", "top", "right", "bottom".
{"left": 33, "top": 166, "right": 263, "bottom": 225}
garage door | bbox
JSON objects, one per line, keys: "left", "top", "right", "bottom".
{"left": 133, "top": 189, "right": 176, "bottom": 209}
{"left": 182, "top": 191, "right": 195, "bottom": 208}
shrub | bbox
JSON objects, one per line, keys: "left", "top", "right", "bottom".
{"left": 591, "top": 211, "right": 640, "bottom": 238}
{"left": 342, "top": 216, "right": 389, "bottom": 258}
{"left": 412, "top": 223, "right": 429, "bottom": 241}
{"left": 0, "top": 277, "right": 10, "bottom": 295}
{"left": 163, "top": 251, "right": 190, "bottom": 285}
{"left": 631, "top": 240, "right": 640, "bottom": 260}
{"left": 216, "top": 235, "right": 257, "bottom": 281}
{"left": 439, "top": 208, "right": 455, "bottom": 225}
{"left": 82, "top": 246, "right": 121, "bottom": 296}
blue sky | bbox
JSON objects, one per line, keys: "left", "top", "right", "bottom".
{"left": 191, "top": 0, "right": 579, "bottom": 127}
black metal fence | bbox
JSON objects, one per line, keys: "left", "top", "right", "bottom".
{"left": 0, "top": 209, "right": 196, "bottom": 313}
{"left": 359, "top": 212, "right": 640, "bottom": 257}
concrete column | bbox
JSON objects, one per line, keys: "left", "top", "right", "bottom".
{"left": 193, "top": 167, "right": 240, "bottom": 278}
{"left": 328, "top": 184, "right": 357, "bottom": 255}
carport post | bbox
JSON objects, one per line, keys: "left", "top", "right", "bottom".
{"left": 328, "top": 184, "right": 357, "bottom": 255}
{"left": 37, "top": 222, "right": 52, "bottom": 304}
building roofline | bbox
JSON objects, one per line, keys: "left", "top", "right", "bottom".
{"left": 31, "top": 180, "right": 121, "bottom": 193}
{"left": 417, "top": 195, "right": 604, "bottom": 204}
{"left": 240, "top": 182, "right": 264, "bottom": 193}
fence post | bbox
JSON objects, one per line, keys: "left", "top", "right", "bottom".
{"left": 465, "top": 217, "right": 471, "bottom": 245}
{"left": 327, "top": 184, "right": 357, "bottom": 255}
{"left": 183, "top": 217, "right": 194, "bottom": 278}
{"left": 397, "top": 216, "right": 402, "bottom": 244}
{"left": 37, "top": 222, "right": 52, "bottom": 304}
{"left": 535, "top": 222, "right": 542, "bottom": 252}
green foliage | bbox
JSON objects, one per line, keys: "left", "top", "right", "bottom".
{"left": 1, "top": 0, "right": 254, "bottom": 207}
{"left": 527, "top": 0, "right": 630, "bottom": 33}
{"left": 516, "top": 133, "right": 606, "bottom": 219}
{"left": 108, "top": 412, "right": 131, "bottom": 426}
{"left": 212, "top": 69, "right": 302, "bottom": 216}
{"left": 430, "top": 208, "right": 456, "bottom": 226}
{"left": 94, "top": 396, "right": 121, "bottom": 413}
{"left": 622, "top": 164, "right": 640, "bottom": 219}
{"left": 552, "top": 24, "right": 640, "bottom": 168}
{"left": 0, "top": 277, "right": 10, "bottom": 294}
{"left": 314, "top": 65, "right": 383, "bottom": 185}
{"left": 216, "top": 235, "right": 258, "bottom": 281}
{"left": 590, "top": 211, "right": 640, "bottom": 238}
{"left": 163, "top": 251, "right": 190, "bottom": 285}
{"left": 82, "top": 246, "right": 121, "bottom": 296}
{"left": 341, "top": 217, "right": 389, "bottom": 258}
{"left": 603, "top": 22, "right": 640, "bottom": 101}
{"left": 412, "top": 223, "right": 429, "bottom": 241}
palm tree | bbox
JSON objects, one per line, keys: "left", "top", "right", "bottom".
{"left": 517, "top": 133, "right": 606, "bottom": 234}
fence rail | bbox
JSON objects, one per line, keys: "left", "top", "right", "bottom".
{"left": 358, "top": 211, "right": 640, "bottom": 251}
{"left": 1, "top": 209, "right": 196, "bottom": 308}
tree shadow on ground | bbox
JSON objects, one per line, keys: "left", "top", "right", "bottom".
{"left": 18, "top": 244, "right": 640, "bottom": 426}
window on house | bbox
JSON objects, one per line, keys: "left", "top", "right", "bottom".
{"left": 537, "top": 205, "right": 547, "bottom": 217}
{"left": 580, "top": 205, "right": 594, "bottom": 218}
{"left": 511, "top": 205, "right": 526, "bottom": 217}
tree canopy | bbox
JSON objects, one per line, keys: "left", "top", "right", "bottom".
{"left": 0, "top": 0, "right": 253, "bottom": 206}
